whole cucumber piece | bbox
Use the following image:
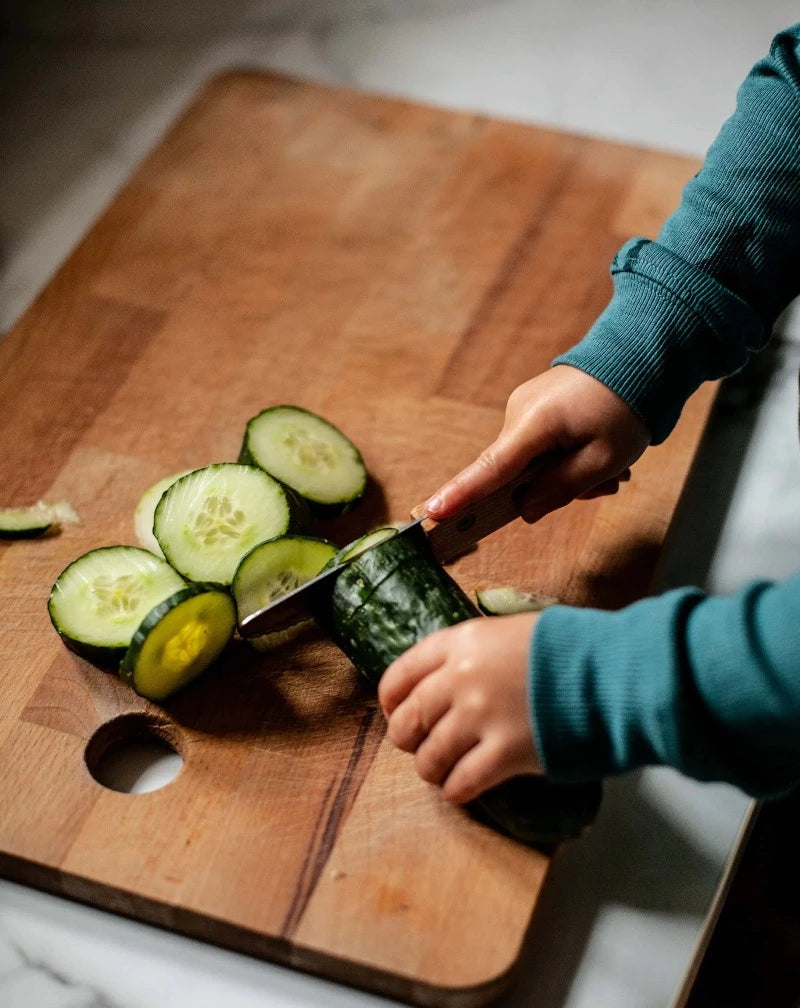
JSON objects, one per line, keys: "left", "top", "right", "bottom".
{"left": 316, "top": 526, "right": 602, "bottom": 847}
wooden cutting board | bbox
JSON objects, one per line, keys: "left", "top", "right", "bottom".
{"left": 0, "top": 73, "right": 709, "bottom": 1006}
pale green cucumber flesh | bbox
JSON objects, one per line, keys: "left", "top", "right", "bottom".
{"left": 0, "top": 505, "right": 53, "bottom": 537}
{"left": 475, "top": 586, "right": 558, "bottom": 615}
{"left": 134, "top": 470, "right": 194, "bottom": 555}
{"left": 48, "top": 546, "right": 185, "bottom": 662}
{"left": 120, "top": 584, "right": 236, "bottom": 702}
{"left": 240, "top": 405, "right": 366, "bottom": 515}
{"left": 153, "top": 463, "right": 291, "bottom": 586}
{"left": 232, "top": 534, "right": 337, "bottom": 649}
{"left": 331, "top": 527, "right": 399, "bottom": 566}
{"left": 247, "top": 620, "right": 314, "bottom": 653}
{"left": 0, "top": 500, "right": 78, "bottom": 538}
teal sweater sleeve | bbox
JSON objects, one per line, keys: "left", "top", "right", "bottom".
{"left": 532, "top": 580, "right": 800, "bottom": 797}
{"left": 531, "top": 24, "right": 800, "bottom": 797}
{"left": 554, "top": 23, "right": 800, "bottom": 444}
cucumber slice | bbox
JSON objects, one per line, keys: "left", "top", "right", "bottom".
{"left": 48, "top": 546, "right": 185, "bottom": 664}
{"left": 134, "top": 470, "right": 193, "bottom": 555}
{"left": 232, "top": 534, "right": 337, "bottom": 650}
{"left": 475, "top": 586, "right": 558, "bottom": 616}
{"left": 0, "top": 500, "right": 79, "bottom": 539}
{"left": 330, "top": 527, "right": 399, "bottom": 566}
{"left": 120, "top": 584, "right": 236, "bottom": 702}
{"left": 153, "top": 463, "right": 291, "bottom": 586}
{"left": 239, "top": 405, "right": 366, "bottom": 517}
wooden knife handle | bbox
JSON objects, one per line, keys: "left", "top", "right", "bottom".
{"left": 411, "top": 460, "right": 541, "bottom": 564}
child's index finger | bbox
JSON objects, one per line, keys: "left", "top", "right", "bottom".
{"left": 378, "top": 630, "right": 450, "bottom": 716}
{"left": 426, "top": 461, "right": 496, "bottom": 519}
{"left": 427, "top": 438, "right": 542, "bottom": 520}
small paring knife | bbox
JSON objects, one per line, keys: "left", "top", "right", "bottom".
{"left": 238, "top": 462, "right": 539, "bottom": 638}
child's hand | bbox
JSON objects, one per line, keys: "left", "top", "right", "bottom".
{"left": 378, "top": 613, "right": 542, "bottom": 804}
{"left": 426, "top": 365, "right": 651, "bottom": 523}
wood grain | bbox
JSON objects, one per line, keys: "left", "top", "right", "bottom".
{"left": 0, "top": 72, "right": 708, "bottom": 1006}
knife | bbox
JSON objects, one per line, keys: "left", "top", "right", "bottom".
{"left": 238, "top": 461, "right": 540, "bottom": 638}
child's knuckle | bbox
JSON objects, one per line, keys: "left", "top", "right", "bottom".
{"left": 416, "top": 743, "right": 447, "bottom": 782}
{"left": 462, "top": 687, "right": 488, "bottom": 720}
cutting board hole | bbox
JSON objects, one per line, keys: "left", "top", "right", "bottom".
{"left": 85, "top": 714, "right": 184, "bottom": 794}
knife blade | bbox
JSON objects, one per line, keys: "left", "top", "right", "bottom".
{"left": 238, "top": 461, "right": 540, "bottom": 638}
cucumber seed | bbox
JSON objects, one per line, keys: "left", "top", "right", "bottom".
{"left": 90, "top": 573, "right": 144, "bottom": 617}
{"left": 264, "top": 570, "right": 303, "bottom": 602}
{"left": 163, "top": 620, "right": 210, "bottom": 672}
{"left": 192, "top": 494, "right": 247, "bottom": 546}
{"left": 281, "top": 429, "right": 339, "bottom": 471}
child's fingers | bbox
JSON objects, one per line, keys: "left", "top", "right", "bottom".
{"left": 424, "top": 462, "right": 488, "bottom": 519}
{"left": 576, "top": 466, "right": 632, "bottom": 500}
{"left": 516, "top": 445, "right": 633, "bottom": 523}
{"left": 379, "top": 631, "right": 450, "bottom": 715}
{"left": 386, "top": 672, "right": 453, "bottom": 753}
{"left": 440, "top": 739, "right": 509, "bottom": 806}
{"left": 575, "top": 476, "right": 621, "bottom": 500}
{"left": 414, "top": 712, "right": 480, "bottom": 787}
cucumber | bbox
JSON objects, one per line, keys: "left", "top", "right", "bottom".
{"left": 120, "top": 584, "right": 236, "bottom": 702}
{"left": 476, "top": 586, "right": 558, "bottom": 616}
{"left": 153, "top": 463, "right": 291, "bottom": 586}
{"left": 317, "top": 526, "right": 602, "bottom": 846}
{"left": 0, "top": 500, "right": 79, "bottom": 539}
{"left": 48, "top": 546, "right": 186, "bottom": 664}
{"left": 470, "top": 774, "right": 603, "bottom": 846}
{"left": 239, "top": 405, "right": 366, "bottom": 518}
{"left": 232, "top": 534, "right": 337, "bottom": 650}
{"left": 134, "top": 470, "right": 193, "bottom": 556}
{"left": 325, "top": 526, "right": 399, "bottom": 569}
{"left": 317, "top": 525, "right": 478, "bottom": 687}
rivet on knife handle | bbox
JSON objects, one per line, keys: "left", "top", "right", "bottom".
{"left": 412, "top": 460, "right": 541, "bottom": 565}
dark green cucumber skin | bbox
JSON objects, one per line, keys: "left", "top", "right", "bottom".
{"left": 470, "top": 774, "right": 602, "bottom": 847}
{"left": 238, "top": 406, "right": 366, "bottom": 520}
{"left": 0, "top": 523, "right": 53, "bottom": 540}
{"left": 49, "top": 615, "right": 128, "bottom": 667}
{"left": 55, "top": 635, "right": 127, "bottom": 669}
{"left": 317, "top": 525, "right": 602, "bottom": 847}
{"left": 119, "top": 583, "right": 235, "bottom": 694}
{"left": 316, "top": 525, "right": 478, "bottom": 687}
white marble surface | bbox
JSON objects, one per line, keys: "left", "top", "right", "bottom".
{"left": 3, "top": 1, "right": 800, "bottom": 1005}
{"left": 0, "top": 770, "right": 751, "bottom": 1008}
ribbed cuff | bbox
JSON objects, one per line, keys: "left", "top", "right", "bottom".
{"left": 553, "top": 238, "right": 763, "bottom": 444}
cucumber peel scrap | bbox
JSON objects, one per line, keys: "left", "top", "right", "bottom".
{"left": 475, "top": 585, "right": 559, "bottom": 615}
{"left": 0, "top": 500, "right": 79, "bottom": 539}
